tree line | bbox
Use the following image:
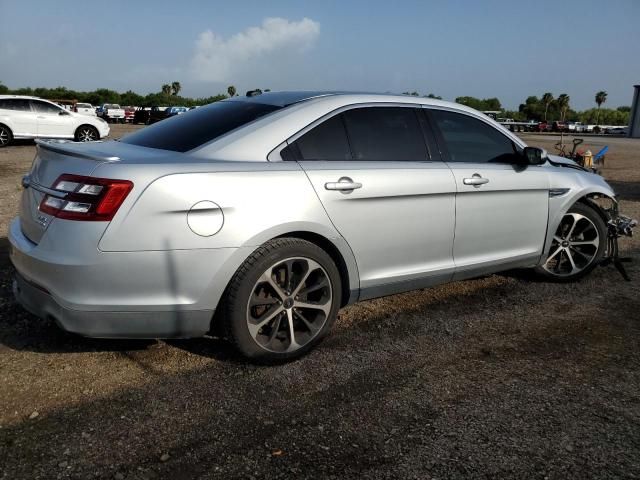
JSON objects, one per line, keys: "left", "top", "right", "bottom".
{"left": 0, "top": 82, "right": 227, "bottom": 108}
{"left": 0, "top": 82, "right": 275, "bottom": 108}
{"left": 508, "top": 90, "right": 630, "bottom": 125}
{"left": 402, "top": 90, "right": 630, "bottom": 125}
{"left": 0, "top": 82, "right": 631, "bottom": 125}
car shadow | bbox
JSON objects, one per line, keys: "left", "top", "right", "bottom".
{"left": 166, "top": 337, "right": 248, "bottom": 364}
{"left": 1, "top": 236, "right": 243, "bottom": 360}
{"left": 5, "top": 139, "right": 36, "bottom": 147}
{"left": 0, "top": 236, "right": 155, "bottom": 354}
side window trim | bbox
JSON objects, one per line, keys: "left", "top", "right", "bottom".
{"left": 283, "top": 103, "right": 437, "bottom": 162}
{"left": 417, "top": 109, "right": 440, "bottom": 161}
{"left": 424, "top": 106, "right": 525, "bottom": 164}
{"left": 339, "top": 113, "right": 355, "bottom": 161}
{"left": 423, "top": 108, "right": 451, "bottom": 162}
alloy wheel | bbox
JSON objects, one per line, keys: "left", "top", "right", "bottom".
{"left": 78, "top": 127, "right": 97, "bottom": 142}
{"left": 0, "top": 128, "right": 9, "bottom": 146}
{"left": 246, "top": 257, "right": 332, "bottom": 353}
{"left": 542, "top": 212, "right": 600, "bottom": 276}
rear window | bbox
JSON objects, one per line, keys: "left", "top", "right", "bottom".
{"left": 0, "top": 99, "right": 32, "bottom": 111}
{"left": 120, "top": 100, "right": 281, "bottom": 152}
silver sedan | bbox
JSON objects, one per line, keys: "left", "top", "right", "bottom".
{"left": 9, "top": 91, "right": 630, "bottom": 361}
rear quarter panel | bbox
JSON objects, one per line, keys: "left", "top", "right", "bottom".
{"left": 98, "top": 165, "right": 340, "bottom": 252}
{"left": 96, "top": 161, "right": 359, "bottom": 308}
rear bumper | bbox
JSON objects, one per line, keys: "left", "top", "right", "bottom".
{"left": 12, "top": 272, "right": 212, "bottom": 338}
{"left": 7, "top": 217, "right": 235, "bottom": 339}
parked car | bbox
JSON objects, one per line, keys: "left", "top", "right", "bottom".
{"left": 566, "top": 121, "right": 586, "bottom": 133}
{"left": 0, "top": 95, "right": 110, "bottom": 146}
{"left": 123, "top": 107, "right": 136, "bottom": 123}
{"left": 551, "top": 121, "right": 566, "bottom": 132}
{"left": 133, "top": 106, "right": 168, "bottom": 125}
{"left": 9, "top": 91, "right": 633, "bottom": 362}
{"left": 605, "top": 126, "right": 628, "bottom": 135}
{"left": 165, "top": 106, "right": 189, "bottom": 117}
{"left": 74, "top": 103, "right": 97, "bottom": 116}
{"left": 97, "top": 103, "right": 125, "bottom": 123}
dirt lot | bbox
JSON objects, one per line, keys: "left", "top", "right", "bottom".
{"left": 1, "top": 126, "right": 639, "bottom": 479}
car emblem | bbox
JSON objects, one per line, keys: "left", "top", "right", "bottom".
{"left": 36, "top": 215, "right": 49, "bottom": 227}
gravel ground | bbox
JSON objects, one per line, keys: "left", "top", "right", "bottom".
{"left": 1, "top": 126, "right": 639, "bottom": 479}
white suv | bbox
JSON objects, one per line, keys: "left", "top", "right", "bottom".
{"left": 0, "top": 95, "right": 110, "bottom": 147}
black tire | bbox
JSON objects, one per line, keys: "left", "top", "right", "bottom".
{"left": 534, "top": 203, "right": 607, "bottom": 282}
{"left": 75, "top": 125, "right": 99, "bottom": 142}
{"left": 220, "top": 238, "right": 342, "bottom": 363}
{"left": 0, "top": 124, "right": 12, "bottom": 147}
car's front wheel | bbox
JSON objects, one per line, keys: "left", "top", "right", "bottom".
{"left": 75, "top": 125, "right": 99, "bottom": 142}
{"left": 221, "top": 238, "right": 342, "bottom": 362}
{"left": 535, "top": 203, "right": 607, "bottom": 282}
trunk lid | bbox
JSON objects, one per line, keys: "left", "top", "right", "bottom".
{"left": 20, "top": 139, "right": 192, "bottom": 244}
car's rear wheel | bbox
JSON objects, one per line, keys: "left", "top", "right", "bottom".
{"left": 535, "top": 203, "right": 606, "bottom": 282}
{"left": 0, "top": 124, "right": 13, "bottom": 147}
{"left": 221, "top": 238, "right": 341, "bottom": 362}
{"left": 75, "top": 125, "right": 99, "bottom": 142}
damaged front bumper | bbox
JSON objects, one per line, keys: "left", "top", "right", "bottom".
{"left": 588, "top": 194, "right": 637, "bottom": 280}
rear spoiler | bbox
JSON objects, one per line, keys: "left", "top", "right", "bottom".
{"left": 35, "top": 139, "right": 121, "bottom": 162}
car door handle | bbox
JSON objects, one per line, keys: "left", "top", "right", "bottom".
{"left": 463, "top": 174, "right": 489, "bottom": 186}
{"left": 37, "top": 116, "right": 46, "bottom": 119}
{"left": 325, "top": 177, "right": 362, "bottom": 192}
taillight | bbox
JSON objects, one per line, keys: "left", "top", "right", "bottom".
{"left": 39, "top": 174, "right": 133, "bottom": 221}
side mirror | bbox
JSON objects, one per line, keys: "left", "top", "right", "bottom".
{"left": 523, "top": 146, "right": 548, "bottom": 165}
{"left": 58, "top": 110, "right": 69, "bottom": 116}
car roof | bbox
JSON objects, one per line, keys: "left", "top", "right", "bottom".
{"left": 186, "top": 90, "right": 527, "bottom": 161}
{"left": 227, "top": 90, "right": 479, "bottom": 114}
{"left": 0, "top": 95, "right": 45, "bottom": 101}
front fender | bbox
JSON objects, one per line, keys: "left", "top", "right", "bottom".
{"left": 539, "top": 170, "right": 616, "bottom": 266}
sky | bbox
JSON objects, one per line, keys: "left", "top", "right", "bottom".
{"left": 1, "top": 0, "right": 638, "bottom": 110}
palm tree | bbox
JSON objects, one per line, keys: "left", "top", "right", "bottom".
{"left": 595, "top": 90, "right": 607, "bottom": 125}
{"left": 227, "top": 85, "right": 236, "bottom": 97}
{"left": 171, "top": 81, "right": 181, "bottom": 96}
{"left": 557, "top": 93, "right": 570, "bottom": 122}
{"left": 161, "top": 84, "right": 171, "bottom": 96}
{"left": 542, "top": 92, "right": 554, "bottom": 121}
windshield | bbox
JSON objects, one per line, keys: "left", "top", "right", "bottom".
{"left": 120, "top": 100, "right": 282, "bottom": 152}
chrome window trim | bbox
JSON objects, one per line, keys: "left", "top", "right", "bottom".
{"left": 422, "top": 105, "right": 528, "bottom": 151}
{"left": 268, "top": 102, "right": 427, "bottom": 162}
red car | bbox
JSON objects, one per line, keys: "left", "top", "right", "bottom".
{"left": 124, "top": 107, "right": 136, "bottom": 123}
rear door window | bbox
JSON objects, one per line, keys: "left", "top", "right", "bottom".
{"left": 342, "top": 107, "right": 428, "bottom": 161}
{"left": 430, "top": 109, "right": 519, "bottom": 163}
{"left": 0, "top": 99, "right": 32, "bottom": 111}
{"left": 293, "top": 114, "right": 352, "bottom": 160}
